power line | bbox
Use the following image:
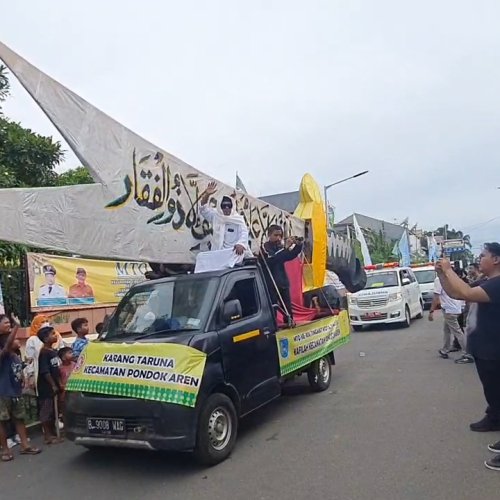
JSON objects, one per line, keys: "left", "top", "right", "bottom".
{"left": 462, "top": 216, "right": 500, "bottom": 232}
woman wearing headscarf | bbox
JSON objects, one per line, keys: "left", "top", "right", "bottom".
{"left": 24, "top": 315, "right": 65, "bottom": 394}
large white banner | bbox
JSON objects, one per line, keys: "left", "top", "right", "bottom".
{"left": 0, "top": 41, "right": 303, "bottom": 263}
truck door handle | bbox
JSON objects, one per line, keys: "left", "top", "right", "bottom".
{"left": 262, "top": 328, "right": 272, "bottom": 336}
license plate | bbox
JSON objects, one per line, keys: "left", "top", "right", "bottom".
{"left": 364, "top": 312, "right": 381, "bottom": 319}
{"left": 87, "top": 418, "right": 125, "bottom": 436}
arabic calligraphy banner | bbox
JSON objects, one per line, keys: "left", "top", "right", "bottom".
{"left": 27, "top": 253, "right": 150, "bottom": 312}
{"left": 0, "top": 42, "right": 304, "bottom": 264}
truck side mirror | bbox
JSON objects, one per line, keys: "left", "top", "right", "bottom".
{"left": 222, "top": 299, "right": 243, "bottom": 325}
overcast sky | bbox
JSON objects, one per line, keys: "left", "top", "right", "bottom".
{"left": 2, "top": 1, "right": 500, "bottom": 251}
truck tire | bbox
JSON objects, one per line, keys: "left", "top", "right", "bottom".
{"left": 194, "top": 393, "right": 238, "bottom": 466}
{"left": 307, "top": 355, "right": 332, "bottom": 392}
{"left": 352, "top": 325, "right": 364, "bottom": 332}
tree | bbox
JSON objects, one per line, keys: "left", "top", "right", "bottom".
{"left": 367, "top": 230, "right": 397, "bottom": 264}
{"left": 0, "top": 64, "right": 10, "bottom": 109}
{"left": 56, "top": 166, "right": 94, "bottom": 186}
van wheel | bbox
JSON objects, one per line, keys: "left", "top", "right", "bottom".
{"left": 352, "top": 325, "right": 364, "bottom": 332}
{"left": 307, "top": 355, "right": 332, "bottom": 392}
{"left": 194, "top": 393, "right": 237, "bottom": 466}
{"left": 416, "top": 300, "right": 424, "bottom": 319}
{"left": 401, "top": 306, "right": 411, "bottom": 328}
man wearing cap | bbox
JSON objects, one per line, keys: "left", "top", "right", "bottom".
{"left": 38, "top": 265, "right": 67, "bottom": 299}
{"left": 68, "top": 268, "right": 94, "bottom": 299}
{"left": 195, "top": 181, "right": 250, "bottom": 272}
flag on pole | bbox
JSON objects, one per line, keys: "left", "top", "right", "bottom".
{"left": 392, "top": 240, "right": 399, "bottom": 258}
{"left": 428, "top": 234, "right": 438, "bottom": 262}
{"left": 235, "top": 172, "right": 247, "bottom": 193}
{"left": 327, "top": 203, "right": 335, "bottom": 228}
{"left": 353, "top": 215, "right": 372, "bottom": 266}
{"left": 398, "top": 229, "right": 411, "bottom": 267}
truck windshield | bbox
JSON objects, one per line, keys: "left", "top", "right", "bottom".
{"left": 365, "top": 272, "right": 398, "bottom": 289}
{"left": 105, "top": 277, "right": 217, "bottom": 339}
{"left": 413, "top": 269, "right": 436, "bottom": 284}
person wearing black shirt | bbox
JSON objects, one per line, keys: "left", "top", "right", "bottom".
{"left": 37, "top": 326, "right": 63, "bottom": 444}
{"left": 436, "top": 242, "right": 500, "bottom": 471}
{"left": 259, "top": 225, "right": 303, "bottom": 326}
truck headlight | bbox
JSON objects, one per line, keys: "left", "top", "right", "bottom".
{"left": 388, "top": 292, "right": 402, "bottom": 302}
{"left": 348, "top": 295, "right": 357, "bottom": 305}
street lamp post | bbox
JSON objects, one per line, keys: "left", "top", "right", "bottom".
{"left": 324, "top": 170, "right": 369, "bottom": 228}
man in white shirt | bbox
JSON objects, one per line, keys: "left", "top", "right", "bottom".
{"left": 195, "top": 181, "right": 250, "bottom": 272}
{"left": 429, "top": 275, "right": 474, "bottom": 364}
{"left": 38, "top": 265, "right": 67, "bottom": 301}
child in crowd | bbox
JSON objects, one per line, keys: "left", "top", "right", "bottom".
{"left": 58, "top": 347, "right": 75, "bottom": 422}
{"left": 0, "top": 314, "right": 41, "bottom": 461}
{"left": 37, "top": 326, "right": 63, "bottom": 444}
{"left": 71, "top": 318, "right": 89, "bottom": 359}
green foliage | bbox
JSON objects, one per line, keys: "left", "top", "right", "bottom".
{"left": 367, "top": 230, "right": 397, "bottom": 264}
{"left": 56, "top": 166, "right": 94, "bottom": 186}
{"left": 0, "top": 64, "right": 9, "bottom": 106}
{"left": 0, "top": 117, "right": 63, "bottom": 188}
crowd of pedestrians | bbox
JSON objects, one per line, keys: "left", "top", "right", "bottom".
{"left": 0, "top": 314, "right": 91, "bottom": 462}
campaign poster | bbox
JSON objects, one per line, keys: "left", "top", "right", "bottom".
{"left": 27, "top": 253, "right": 150, "bottom": 311}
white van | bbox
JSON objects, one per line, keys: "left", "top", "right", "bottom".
{"left": 411, "top": 264, "right": 436, "bottom": 309}
{"left": 348, "top": 265, "right": 423, "bottom": 330}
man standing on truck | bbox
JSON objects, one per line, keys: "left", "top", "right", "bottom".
{"left": 259, "top": 225, "right": 303, "bottom": 326}
{"left": 195, "top": 181, "right": 250, "bottom": 272}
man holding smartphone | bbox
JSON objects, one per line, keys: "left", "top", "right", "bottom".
{"left": 435, "top": 242, "right": 500, "bottom": 471}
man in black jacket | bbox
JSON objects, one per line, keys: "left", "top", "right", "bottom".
{"left": 259, "top": 225, "right": 303, "bottom": 326}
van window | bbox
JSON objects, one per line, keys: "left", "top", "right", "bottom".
{"left": 224, "top": 278, "right": 260, "bottom": 319}
{"left": 400, "top": 270, "right": 411, "bottom": 284}
{"left": 414, "top": 269, "right": 436, "bottom": 284}
{"left": 365, "top": 272, "right": 398, "bottom": 289}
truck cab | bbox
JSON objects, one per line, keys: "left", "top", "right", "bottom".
{"left": 347, "top": 263, "right": 424, "bottom": 330}
{"left": 65, "top": 263, "right": 350, "bottom": 464}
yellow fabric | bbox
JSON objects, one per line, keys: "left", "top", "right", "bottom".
{"left": 293, "top": 174, "right": 327, "bottom": 290}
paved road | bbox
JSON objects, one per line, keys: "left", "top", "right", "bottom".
{"left": 4, "top": 316, "right": 499, "bottom": 500}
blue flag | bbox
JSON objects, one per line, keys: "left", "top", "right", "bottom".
{"left": 399, "top": 230, "right": 411, "bottom": 267}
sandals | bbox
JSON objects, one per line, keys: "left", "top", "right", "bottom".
{"left": 44, "top": 437, "right": 64, "bottom": 445}
{"left": 20, "top": 446, "right": 42, "bottom": 455}
{"left": 1, "top": 452, "right": 14, "bottom": 462}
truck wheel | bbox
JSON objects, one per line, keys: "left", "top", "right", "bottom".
{"left": 307, "top": 355, "right": 332, "bottom": 392}
{"left": 194, "top": 393, "right": 238, "bottom": 466}
{"left": 352, "top": 325, "right": 364, "bottom": 332}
